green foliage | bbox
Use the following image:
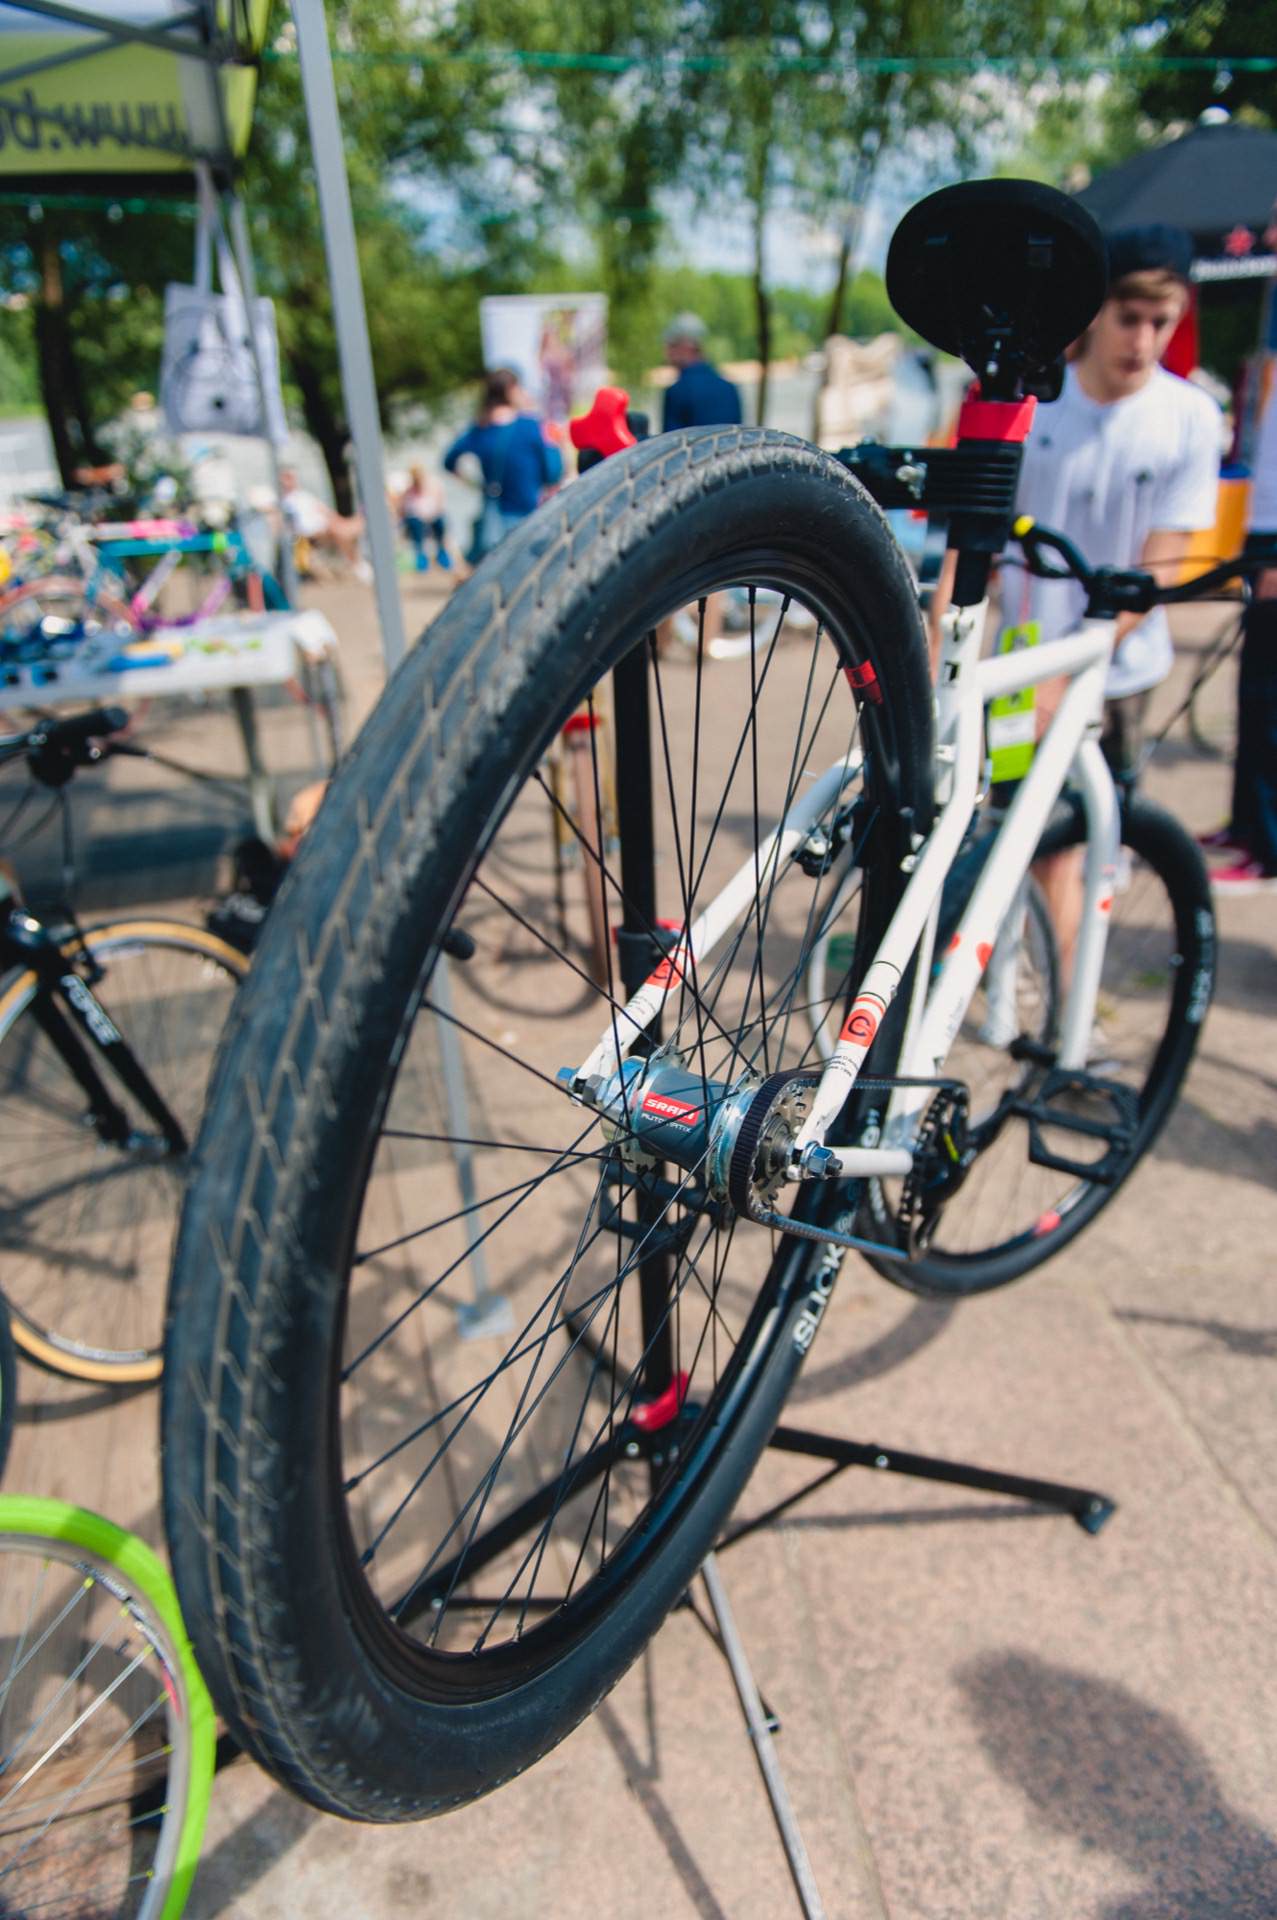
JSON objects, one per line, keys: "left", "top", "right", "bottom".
{"left": 1132, "top": 2, "right": 1277, "bottom": 128}
{"left": 0, "top": 305, "right": 39, "bottom": 413}
{"left": 997, "top": 83, "right": 1153, "bottom": 189}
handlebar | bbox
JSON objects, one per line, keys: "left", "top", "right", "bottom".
{"left": 1011, "top": 516, "right": 1277, "bottom": 618}
{"left": 0, "top": 707, "right": 130, "bottom": 786}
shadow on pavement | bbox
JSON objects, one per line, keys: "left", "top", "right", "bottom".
{"left": 960, "top": 1649, "right": 1277, "bottom": 1919}
{"left": 789, "top": 1293, "right": 957, "bottom": 1405}
{"left": 1114, "top": 1306, "right": 1277, "bottom": 1360}
{"left": 594, "top": 1647, "right": 730, "bottom": 1920}
{"left": 186, "top": 1775, "right": 318, "bottom": 1917}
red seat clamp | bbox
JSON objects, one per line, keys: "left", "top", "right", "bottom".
{"left": 955, "top": 390, "right": 1037, "bottom": 444}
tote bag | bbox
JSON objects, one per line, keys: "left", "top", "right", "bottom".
{"left": 160, "top": 173, "right": 288, "bottom": 444}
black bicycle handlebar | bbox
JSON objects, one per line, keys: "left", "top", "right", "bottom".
{"left": 1012, "top": 515, "right": 1277, "bottom": 617}
{"left": 0, "top": 707, "right": 130, "bottom": 785}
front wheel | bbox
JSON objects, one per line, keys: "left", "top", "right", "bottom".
{"left": 163, "top": 425, "right": 935, "bottom": 1820}
{"left": 0, "top": 921, "right": 246, "bottom": 1381}
{"left": 860, "top": 796, "right": 1214, "bottom": 1296}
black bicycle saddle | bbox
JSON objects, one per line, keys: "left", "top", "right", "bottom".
{"left": 886, "top": 179, "right": 1108, "bottom": 399}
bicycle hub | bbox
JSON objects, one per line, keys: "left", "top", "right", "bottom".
{"left": 558, "top": 1056, "right": 821, "bottom": 1214}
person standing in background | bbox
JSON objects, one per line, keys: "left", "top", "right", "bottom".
{"left": 1195, "top": 196, "right": 1277, "bottom": 895}
{"left": 658, "top": 316, "right": 742, "bottom": 653}
{"left": 1005, "top": 224, "right": 1222, "bottom": 787}
{"left": 661, "top": 314, "right": 742, "bottom": 431}
{"left": 444, "top": 368, "right": 562, "bottom": 566}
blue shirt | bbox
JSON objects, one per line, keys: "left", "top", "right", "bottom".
{"left": 663, "top": 361, "right": 743, "bottom": 431}
{"left": 443, "top": 415, "right": 563, "bottom": 517}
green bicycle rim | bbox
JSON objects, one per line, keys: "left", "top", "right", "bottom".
{"left": 0, "top": 1495, "right": 216, "bottom": 1920}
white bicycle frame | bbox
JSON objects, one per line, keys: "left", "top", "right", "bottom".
{"left": 573, "top": 598, "right": 1122, "bottom": 1182}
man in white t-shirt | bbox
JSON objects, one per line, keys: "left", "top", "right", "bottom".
{"left": 1008, "top": 224, "right": 1222, "bottom": 782}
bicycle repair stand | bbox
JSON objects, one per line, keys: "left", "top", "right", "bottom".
{"left": 654, "top": 178, "right": 1119, "bottom": 1918}
{"left": 687, "top": 1434, "right": 1113, "bottom": 1920}
{"left": 603, "top": 620, "right": 1116, "bottom": 1919}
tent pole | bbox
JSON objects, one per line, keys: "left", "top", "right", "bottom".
{"left": 223, "top": 188, "right": 302, "bottom": 607}
{"left": 290, "top": 0, "right": 406, "bottom": 674}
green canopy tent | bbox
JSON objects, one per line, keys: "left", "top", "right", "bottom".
{"left": 0, "top": 0, "right": 406, "bottom": 668}
{"left": 0, "top": 2, "right": 269, "bottom": 194}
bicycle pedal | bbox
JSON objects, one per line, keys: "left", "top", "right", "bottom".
{"left": 1006, "top": 1067, "right": 1138, "bottom": 1184}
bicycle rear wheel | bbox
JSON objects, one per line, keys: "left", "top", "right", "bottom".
{"left": 163, "top": 425, "right": 934, "bottom": 1820}
{"left": 0, "top": 922, "right": 246, "bottom": 1382}
{"left": 1186, "top": 611, "right": 1241, "bottom": 760}
{"left": 0, "top": 1496, "right": 214, "bottom": 1920}
{"left": 860, "top": 796, "right": 1213, "bottom": 1294}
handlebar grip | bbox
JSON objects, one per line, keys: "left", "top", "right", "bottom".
{"left": 38, "top": 707, "right": 129, "bottom": 748}
{"left": 570, "top": 388, "right": 637, "bottom": 462}
{"left": 1011, "top": 515, "right": 1091, "bottom": 583}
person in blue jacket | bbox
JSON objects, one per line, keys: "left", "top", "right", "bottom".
{"left": 661, "top": 314, "right": 742, "bottom": 431}
{"left": 444, "top": 368, "right": 562, "bottom": 563}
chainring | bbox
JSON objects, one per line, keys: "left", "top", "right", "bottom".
{"left": 896, "top": 1084, "right": 973, "bottom": 1256}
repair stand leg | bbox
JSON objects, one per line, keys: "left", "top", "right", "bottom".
{"left": 699, "top": 1552, "right": 826, "bottom": 1920}
{"left": 230, "top": 685, "right": 276, "bottom": 841}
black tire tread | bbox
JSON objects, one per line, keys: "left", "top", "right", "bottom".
{"left": 162, "top": 427, "right": 934, "bottom": 1818}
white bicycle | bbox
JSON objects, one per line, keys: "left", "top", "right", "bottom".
{"left": 162, "top": 179, "right": 1225, "bottom": 1821}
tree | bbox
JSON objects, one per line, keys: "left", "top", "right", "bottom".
{"left": 637, "top": 2, "right": 1135, "bottom": 424}
{"left": 0, "top": 201, "right": 191, "bottom": 486}
{"left": 242, "top": 2, "right": 547, "bottom": 508}
{"left": 1131, "top": 1, "right": 1277, "bottom": 128}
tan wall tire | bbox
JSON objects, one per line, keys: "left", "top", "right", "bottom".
{"left": 0, "top": 917, "right": 245, "bottom": 1382}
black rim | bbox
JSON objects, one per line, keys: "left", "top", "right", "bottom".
{"left": 882, "top": 813, "right": 1201, "bottom": 1271}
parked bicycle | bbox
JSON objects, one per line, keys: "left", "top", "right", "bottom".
{"left": 0, "top": 504, "right": 287, "bottom": 672}
{"left": 0, "top": 708, "right": 247, "bottom": 1382}
{"left": 161, "top": 179, "right": 1239, "bottom": 1822}
{"left": 0, "top": 1494, "right": 215, "bottom": 1919}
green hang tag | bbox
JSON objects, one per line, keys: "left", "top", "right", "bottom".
{"left": 987, "top": 620, "right": 1040, "bottom": 783}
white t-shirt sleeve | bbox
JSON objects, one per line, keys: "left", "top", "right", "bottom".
{"left": 1152, "top": 385, "right": 1221, "bottom": 532}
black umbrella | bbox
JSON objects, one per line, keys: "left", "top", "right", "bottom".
{"left": 1076, "top": 120, "right": 1277, "bottom": 281}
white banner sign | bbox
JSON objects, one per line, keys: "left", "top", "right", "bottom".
{"left": 479, "top": 294, "right": 608, "bottom": 424}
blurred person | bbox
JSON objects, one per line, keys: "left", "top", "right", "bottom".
{"left": 1022, "top": 225, "right": 1220, "bottom": 975}
{"left": 658, "top": 315, "right": 742, "bottom": 653}
{"left": 396, "top": 463, "right": 451, "bottom": 573}
{"left": 1201, "top": 200, "right": 1277, "bottom": 894}
{"left": 928, "top": 225, "right": 1222, "bottom": 980}
{"left": 443, "top": 368, "right": 562, "bottom": 565}
{"left": 1008, "top": 223, "right": 1221, "bottom": 789}
{"left": 661, "top": 312, "right": 742, "bottom": 431}
{"left": 279, "top": 467, "right": 368, "bottom": 579}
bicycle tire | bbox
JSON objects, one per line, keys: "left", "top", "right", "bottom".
{"left": 0, "top": 920, "right": 247, "bottom": 1383}
{"left": 0, "top": 1293, "right": 14, "bottom": 1484}
{"left": 162, "top": 424, "right": 935, "bottom": 1820}
{"left": 807, "top": 853, "right": 1060, "bottom": 1071}
{"left": 1186, "top": 611, "right": 1241, "bottom": 761}
{"left": 0, "top": 1495, "right": 215, "bottom": 1920}
{"left": 859, "top": 795, "right": 1213, "bottom": 1295}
